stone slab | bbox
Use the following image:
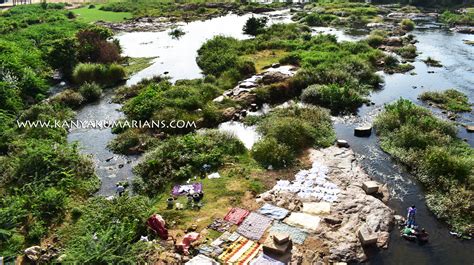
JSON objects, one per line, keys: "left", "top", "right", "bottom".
{"left": 302, "top": 202, "right": 331, "bottom": 215}
{"left": 284, "top": 213, "right": 320, "bottom": 231}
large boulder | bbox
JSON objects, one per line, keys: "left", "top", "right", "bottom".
{"left": 261, "top": 71, "right": 290, "bottom": 85}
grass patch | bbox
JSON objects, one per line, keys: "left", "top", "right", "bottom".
{"left": 71, "top": 4, "right": 132, "bottom": 23}
{"left": 422, "top": 56, "right": 443, "bottom": 68}
{"left": 420, "top": 89, "right": 471, "bottom": 112}
{"left": 242, "top": 50, "right": 288, "bottom": 73}
{"left": 123, "top": 57, "right": 156, "bottom": 76}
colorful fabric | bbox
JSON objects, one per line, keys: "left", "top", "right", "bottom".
{"left": 218, "top": 236, "right": 261, "bottom": 264}
{"left": 172, "top": 183, "right": 202, "bottom": 196}
{"left": 237, "top": 212, "right": 272, "bottom": 241}
{"left": 224, "top": 208, "right": 250, "bottom": 225}
{"left": 270, "top": 222, "right": 307, "bottom": 244}
{"left": 258, "top": 204, "right": 289, "bottom": 220}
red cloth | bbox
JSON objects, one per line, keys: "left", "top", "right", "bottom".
{"left": 147, "top": 214, "right": 168, "bottom": 240}
{"left": 224, "top": 207, "right": 250, "bottom": 225}
{"left": 176, "top": 232, "right": 200, "bottom": 255}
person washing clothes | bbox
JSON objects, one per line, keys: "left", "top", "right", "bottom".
{"left": 407, "top": 205, "right": 416, "bottom": 227}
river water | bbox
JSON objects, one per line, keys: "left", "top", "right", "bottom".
{"left": 67, "top": 9, "right": 474, "bottom": 264}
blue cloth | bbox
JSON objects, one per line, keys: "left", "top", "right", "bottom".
{"left": 258, "top": 203, "right": 289, "bottom": 220}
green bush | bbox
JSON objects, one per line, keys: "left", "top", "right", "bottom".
{"left": 301, "top": 84, "right": 368, "bottom": 114}
{"left": 0, "top": 81, "right": 24, "bottom": 114}
{"left": 304, "top": 13, "right": 338, "bottom": 26}
{"left": 250, "top": 106, "right": 335, "bottom": 169}
{"left": 366, "top": 34, "right": 384, "bottom": 47}
{"left": 133, "top": 130, "right": 246, "bottom": 195}
{"left": 79, "top": 82, "right": 102, "bottom": 102}
{"left": 259, "top": 117, "right": 317, "bottom": 151}
{"left": 52, "top": 89, "right": 84, "bottom": 108}
{"left": 400, "top": 19, "right": 415, "bottom": 31}
{"left": 243, "top": 16, "right": 268, "bottom": 36}
{"left": 251, "top": 137, "right": 294, "bottom": 168}
{"left": 36, "top": 187, "right": 67, "bottom": 220}
{"left": 396, "top": 45, "right": 417, "bottom": 59}
{"left": 197, "top": 36, "right": 241, "bottom": 77}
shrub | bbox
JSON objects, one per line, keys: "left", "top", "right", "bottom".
{"left": 251, "top": 137, "right": 294, "bottom": 169}
{"left": 301, "top": 84, "right": 368, "bottom": 114}
{"left": 366, "top": 34, "right": 384, "bottom": 47}
{"left": 396, "top": 44, "right": 417, "bottom": 59}
{"left": 52, "top": 89, "right": 84, "bottom": 108}
{"left": 259, "top": 117, "right": 317, "bottom": 151}
{"left": 304, "top": 13, "right": 337, "bottom": 26}
{"left": 168, "top": 27, "right": 185, "bottom": 39}
{"left": 79, "top": 82, "right": 102, "bottom": 102}
{"left": 243, "top": 16, "right": 268, "bottom": 36}
{"left": 46, "top": 37, "right": 78, "bottom": 79}
{"left": 257, "top": 106, "right": 335, "bottom": 149}
{"left": 76, "top": 27, "right": 121, "bottom": 64}
{"left": 33, "top": 187, "right": 66, "bottom": 220}
{"left": 197, "top": 36, "right": 241, "bottom": 77}
{"left": 236, "top": 59, "right": 257, "bottom": 76}
{"left": 0, "top": 81, "right": 23, "bottom": 114}
{"left": 26, "top": 220, "right": 47, "bottom": 243}
{"left": 400, "top": 19, "right": 415, "bottom": 31}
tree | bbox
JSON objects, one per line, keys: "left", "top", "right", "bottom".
{"left": 243, "top": 16, "right": 268, "bottom": 36}
{"left": 76, "top": 27, "right": 121, "bottom": 64}
{"left": 46, "top": 37, "right": 78, "bottom": 79}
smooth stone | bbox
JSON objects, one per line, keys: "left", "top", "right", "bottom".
{"left": 354, "top": 126, "right": 372, "bottom": 137}
{"left": 336, "top": 139, "right": 350, "bottom": 148}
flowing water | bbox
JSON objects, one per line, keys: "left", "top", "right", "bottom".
{"left": 67, "top": 9, "right": 474, "bottom": 264}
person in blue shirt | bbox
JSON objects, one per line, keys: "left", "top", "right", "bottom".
{"left": 407, "top": 205, "right": 416, "bottom": 228}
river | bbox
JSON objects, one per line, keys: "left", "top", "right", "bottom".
{"left": 67, "top": 9, "right": 474, "bottom": 264}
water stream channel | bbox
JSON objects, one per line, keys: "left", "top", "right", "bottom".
{"left": 67, "top": 9, "right": 474, "bottom": 264}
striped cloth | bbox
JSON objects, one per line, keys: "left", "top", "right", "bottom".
{"left": 218, "top": 236, "right": 261, "bottom": 264}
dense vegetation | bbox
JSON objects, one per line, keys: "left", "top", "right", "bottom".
{"left": 0, "top": 4, "right": 125, "bottom": 257}
{"left": 440, "top": 9, "right": 474, "bottom": 26}
{"left": 375, "top": 99, "right": 473, "bottom": 234}
{"left": 420, "top": 89, "right": 471, "bottom": 112}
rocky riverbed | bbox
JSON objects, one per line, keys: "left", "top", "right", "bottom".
{"left": 258, "top": 146, "right": 394, "bottom": 263}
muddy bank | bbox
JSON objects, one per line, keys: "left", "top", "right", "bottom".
{"left": 258, "top": 146, "right": 394, "bottom": 263}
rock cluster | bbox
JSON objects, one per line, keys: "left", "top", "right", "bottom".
{"left": 24, "top": 244, "right": 61, "bottom": 263}
{"left": 258, "top": 146, "right": 394, "bottom": 263}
